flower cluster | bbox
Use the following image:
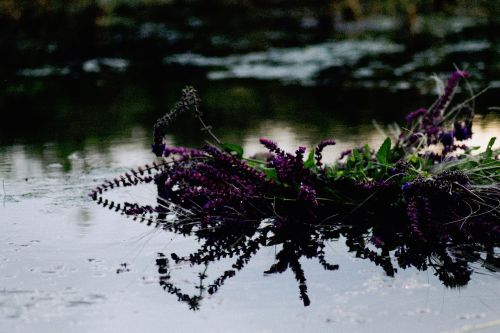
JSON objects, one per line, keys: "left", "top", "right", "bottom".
{"left": 153, "top": 86, "right": 201, "bottom": 156}
{"left": 259, "top": 138, "right": 324, "bottom": 220}
{"left": 153, "top": 144, "right": 272, "bottom": 224}
{"left": 93, "top": 70, "right": 498, "bottom": 237}
{"left": 89, "top": 71, "right": 500, "bottom": 309}
{"left": 259, "top": 138, "right": 306, "bottom": 182}
{"left": 399, "top": 70, "right": 474, "bottom": 160}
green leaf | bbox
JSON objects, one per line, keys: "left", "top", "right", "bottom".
{"left": 485, "top": 137, "right": 496, "bottom": 160}
{"left": 363, "top": 144, "right": 372, "bottom": 159}
{"left": 260, "top": 167, "right": 278, "bottom": 182}
{"left": 221, "top": 143, "right": 244, "bottom": 159}
{"left": 376, "top": 137, "right": 391, "bottom": 165}
{"left": 352, "top": 149, "right": 362, "bottom": 161}
{"left": 304, "top": 149, "right": 316, "bottom": 169}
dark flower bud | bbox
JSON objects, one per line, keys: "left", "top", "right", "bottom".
{"left": 439, "top": 131, "right": 454, "bottom": 147}
{"left": 453, "top": 121, "right": 472, "bottom": 141}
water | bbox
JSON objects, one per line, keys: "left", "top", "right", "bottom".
{"left": 1, "top": 114, "right": 500, "bottom": 332}
{"left": 1, "top": 4, "right": 500, "bottom": 332}
{"left": 4, "top": 98, "right": 500, "bottom": 327}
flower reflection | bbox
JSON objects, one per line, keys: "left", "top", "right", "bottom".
{"left": 138, "top": 205, "right": 500, "bottom": 310}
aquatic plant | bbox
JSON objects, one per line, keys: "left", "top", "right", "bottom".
{"left": 91, "top": 70, "right": 499, "bottom": 308}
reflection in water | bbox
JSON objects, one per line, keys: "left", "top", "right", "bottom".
{"left": 1, "top": 71, "right": 498, "bottom": 166}
{"left": 91, "top": 159, "right": 500, "bottom": 310}
{"left": 93, "top": 194, "right": 499, "bottom": 310}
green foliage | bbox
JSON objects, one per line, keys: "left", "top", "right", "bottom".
{"left": 376, "top": 138, "right": 391, "bottom": 165}
{"left": 303, "top": 149, "right": 315, "bottom": 170}
{"left": 485, "top": 137, "right": 496, "bottom": 160}
{"left": 258, "top": 166, "right": 279, "bottom": 183}
{"left": 222, "top": 142, "right": 244, "bottom": 159}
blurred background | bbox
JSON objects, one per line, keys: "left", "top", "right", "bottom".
{"left": 1, "top": 0, "right": 499, "bottom": 166}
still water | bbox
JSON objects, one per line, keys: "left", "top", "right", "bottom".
{"left": 1, "top": 104, "right": 500, "bottom": 332}
{"left": 1, "top": 7, "right": 500, "bottom": 332}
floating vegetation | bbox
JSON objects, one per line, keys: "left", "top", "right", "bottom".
{"left": 91, "top": 71, "right": 499, "bottom": 309}
{"left": 165, "top": 39, "right": 404, "bottom": 84}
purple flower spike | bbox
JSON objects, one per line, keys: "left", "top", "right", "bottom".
{"left": 405, "top": 108, "right": 427, "bottom": 123}
{"left": 298, "top": 183, "right": 318, "bottom": 208}
{"left": 428, "top": 70, "right": 470, "bottom": 119}
{"left": 163, "top": 146, "right": 204, "bottom": 158}
{"left": 259, "top": 138, "right": 280, "bottom": 153}
{"left": 295, "top": 146, "right": 306, "bottom": 162}
{"left": 259, "top": 138, "right": 311, "bottom": 184}
{"left": 317, "top": 139, "right": 336, "bottom": 151}
{"left": 453, "top": 122, "right": 472, "bottom": 141}
{"left": 338, "top": 149, "right": 352, "bottom": 160}
{"left": 439, "top": 131, "right": 454, "bottom": 147}
{"left": 454, "top": 70, "right": 470, "bottom": 80}
{"left": 315, "top": 139, "right": 336, "bottom": 167}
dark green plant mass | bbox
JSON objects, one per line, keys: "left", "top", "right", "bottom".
{"left": 91, "top": 71, "right": 499, "bottom": 309}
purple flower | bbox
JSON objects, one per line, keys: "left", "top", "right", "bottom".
{"left": 271, "top": 153, "right": 296, "bottom": 183}
{"left": 260, "top": 138, "right": 310, "bottom": 185}
{"left": 163, "top": 146, "right": 204, "bottom": 158}
{"left": 315, "top": 139, "right": 336, "bottom": 167}
{"left": 427, "top": 70, "right": 470, "bottom": 120}
{"left": 153, "top": 86, "right": 201, "bottom": 157}
{"left": 389, "top": 160, "right": 410, "bottom": 176}
{"left": 426, "top": 126, "right": 439, "bottom": 137}
{"left": 259, "top": 138, "right": 281, "bottom": 154}
{"left": 297, "top": 183, "right": 318, "bottom": 208}
{"left": 203, "top": 145, "right": 267, "bottom": 184}
{"left": 338, "top": 149, "right": 352, "bottom": 160}
{"left": 295, "top": 146, "right": 306, "bottom": 162}
{"left": 405, "top": 108, "right": 427, "bottom": 123}
{"left": 453, "top": 121, "right": 472, "bottom": 141}
{"left": 402, "top": 182, "right": 412, "bottom": 193}
{"left": 439, "top": 131, "right": 454, "bottom": 147}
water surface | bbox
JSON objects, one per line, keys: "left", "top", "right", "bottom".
{"left": 1, "top": 111, "right": 500, "bottom": 332}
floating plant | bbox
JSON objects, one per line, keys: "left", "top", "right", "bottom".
{"left": 90, "top": 71, "right": 499, "bottom": 309}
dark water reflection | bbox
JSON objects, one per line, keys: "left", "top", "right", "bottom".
{"left": 151, "top": 215, "right": 499, "bottom": 310}
{"left": 2, "top": 70, "right": 499, "bottom": 148}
